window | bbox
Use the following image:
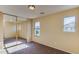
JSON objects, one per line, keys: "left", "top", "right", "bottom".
{"left": 35, "top": 22, "right": 40, "bottom": 37}
{"left": 64, "top": 16, "right": 75, "bottom": 32}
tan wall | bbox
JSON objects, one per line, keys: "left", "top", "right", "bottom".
{"left": 32, "top": 7, "right": 79, "bottom": 53}
{"left": 0, "top": 13, "right": 4, "bottom": 51}
{"left": 19, "top": 20, "right": 31, "bottom": 42}
{"left": 19, "top": 22, "right": 27, "bottom": 38}
{"left": 0, "top": 13, "right": 3, "bottom": 42}
{"left": 4, "top": 22, "right": 16, "bottom": 38}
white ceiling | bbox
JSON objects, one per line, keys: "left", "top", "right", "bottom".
{"left": 0, "top": 5, "right": 79, "bottom": 19}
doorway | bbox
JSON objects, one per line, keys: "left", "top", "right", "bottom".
{"left": 3, "top": 14, "right": 27, "bottom": 54}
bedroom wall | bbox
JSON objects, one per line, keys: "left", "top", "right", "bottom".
{"left": 0, "top": 13, "right": 3, "bottom": 42}
{"left": 4, "top": 22, "right": 16, "bottom": 38}
{"left": 0, "top": 13, "right": 6, "bottom": 53}
{"left": 19, "top": 20, "right": 31, "bottom": 42}
{"left": 32, "top": 7, "right": 79, "bottom": 53}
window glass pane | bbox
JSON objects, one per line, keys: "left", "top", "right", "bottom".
{"left": 35, "top": 22, "right": 40, "bottom": 37}
{"left": 35, "top": 22, "right": 40, "bottom": 28}
{"left": 64, "top": 16, "right": 75, "bottom": 32}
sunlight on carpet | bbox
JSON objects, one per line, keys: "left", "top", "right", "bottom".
{"left": 5, "top": 41, "right": 23, "bottom": 47}
{"left": 7, "top": 44, "right": 29, "bottom": 53}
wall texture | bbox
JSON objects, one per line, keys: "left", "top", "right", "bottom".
{"left": 4, "top": 22, "right": 16, "bottom": 38}
{"left": 0, "top": 13, "right": 4, "bottom": 50}
{"left": 0, "top": 13, "right": 3, "bottom": 42}
{"left": 32, "top": 7, "right": 79, "bottom": 53}
{"left": 19, "top": 20, "right": 31, "bottom": 42}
